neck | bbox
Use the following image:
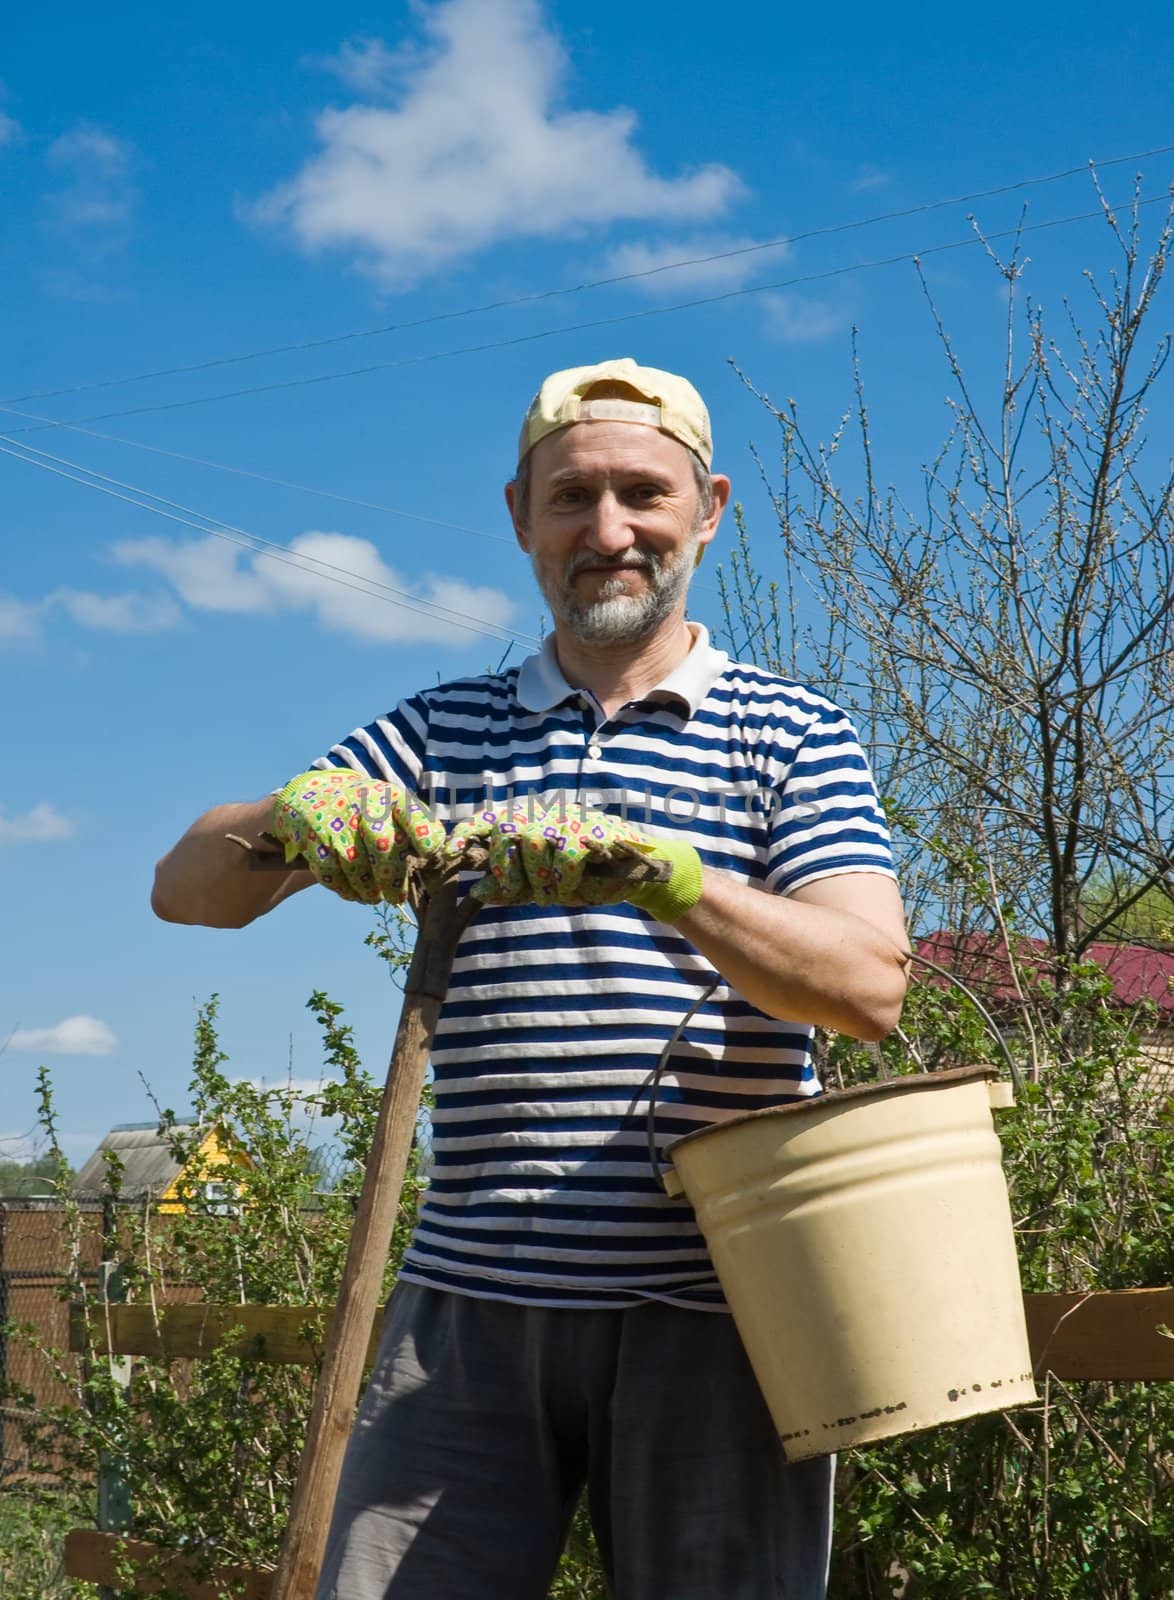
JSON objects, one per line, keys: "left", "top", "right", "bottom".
{"left": 551, "top": 614, "right": 696, "bottom": 717}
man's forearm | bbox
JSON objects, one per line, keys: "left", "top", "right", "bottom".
{"left": 675, "top": 870, "right": 909, "bottom": 1039}
{"left": 152, "top": 798, "right": 309, "bottom": 928}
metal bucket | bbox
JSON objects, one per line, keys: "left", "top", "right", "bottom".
{"left": 663, "top": 1063, "right": 1038, "bottom": 1460}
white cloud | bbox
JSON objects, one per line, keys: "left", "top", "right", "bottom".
{"left": 9, "top": 1016, "right": 117, "bottom": 1056}
{"left": 761, "top": 292, "right": 847, "bottom": 344}
{"left": 110, "top": 535, "right": 274, "bottom": 614}
{"left": 312, "top": 36, "right": 406, "bottom": 97}
{"left": 0, "top": 585, "right": 180, "bottom": 641}
{"left": 8, "top": 531, "right": 512, "bottom": 650}
{"left": 44, "top": 121, "right": 137, "bottom": 233}
{"left": 0, "top": 591, "right": 43, "bottom": 642}
{"left": 52, "top": 588, "right": 181, "bottom": 633}
{"left": 850, "top": 165, "right": 892, "bottom": 193}
{"left": 237, "top": 1075, "right": 336, "bottom": 1101}
{"left": 0, "top": 803, "right": 77, "bottom": 844}
{"left": 115, "top": 530, "right": 518, "bottom": 645}
{"left": 261, "top": 532, "right": 518, "bottom": 643}
{"left": 602, "top": 234, "right": 782, "bottom": 296}
{"left": 233, "top": 1077, "right": 344, "bottom": 1146}
{"left": 48, "top": 125, "right": 131, "bottom": 173}
{"left": 252, "top": 0, "right": 743, "bottom": 287}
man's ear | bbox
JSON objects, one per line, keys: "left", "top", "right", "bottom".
{"left": 695, "top": 473, "right": 731, "bottom": 564}
{"left": 504, "top": 480, "right": 529, "bottom": 552}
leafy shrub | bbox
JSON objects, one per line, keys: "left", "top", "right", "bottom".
{"left": 0, "top": 1490, "right": 97, "bottom": 1600}
{"left": 2, "top": 990, "right": 404, "bottom": 1594}
{"left": 829, "top": 970, "right": 1174, "bottom": 1599}
{"left": 4, "top": 957, "right": 1170, "bottom": 1598}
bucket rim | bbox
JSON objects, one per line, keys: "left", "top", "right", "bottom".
{"left": 665, "top": 1063, "right": 1001, "bottom": 1160}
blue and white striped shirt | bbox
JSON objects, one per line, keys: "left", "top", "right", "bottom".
{"left": 313, "top": 626, "right": 895, "bottom": 1308}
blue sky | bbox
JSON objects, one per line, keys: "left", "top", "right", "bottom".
{"left": 2, "top": 0, "right": 1173, "bottom": 1169}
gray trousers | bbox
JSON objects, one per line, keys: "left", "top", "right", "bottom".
{"left": 315, "top": 1283, "right": 834, "bottom": 1600}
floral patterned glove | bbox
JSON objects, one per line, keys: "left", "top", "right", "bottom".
{"left": 447, "top": 802, "right": 704, "bottom": 923}
{"left": 271, "top": 769, "right": 446, "bottom": 904}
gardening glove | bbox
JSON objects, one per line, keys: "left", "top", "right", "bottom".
{"left": 271, "top": 769, "right": 446, "bottom": 904}
{"left": 447, "top": 802, "right": 703, "bottom": 923}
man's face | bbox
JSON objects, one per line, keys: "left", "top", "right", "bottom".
{"left": 508, "top": 421, "right": 726, "bottom": 646}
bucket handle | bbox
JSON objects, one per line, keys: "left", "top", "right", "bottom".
{"left": 904, "top": 952, "right": 1024, "bottom": 1101}
{"left": 643, "top": 977, "right": 721, "bottom": 1192}
{"left": 645, "top": 951, "right": 1023, "bottom": 1193}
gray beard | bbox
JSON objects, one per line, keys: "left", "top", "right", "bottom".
{"left": 536, "top": 535, "right": 698, "bottom": 645}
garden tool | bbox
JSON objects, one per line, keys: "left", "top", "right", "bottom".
{"left": 234, "top": 831, "right": 669, "bottom": 1600}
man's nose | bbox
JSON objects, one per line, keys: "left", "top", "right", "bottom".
{"left": 584, "top": 493, "right": 635, "bottom": 554}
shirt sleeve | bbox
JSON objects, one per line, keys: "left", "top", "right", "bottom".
{"left": 308, "top": 693, "right": 431, "bottom": 794}
{"left": 763, "top": 703, "right": 896, "bottom": 897}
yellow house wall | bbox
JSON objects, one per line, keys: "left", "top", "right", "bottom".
{"left": 157, "top": 1127, "right": 252, "bottom": 1214}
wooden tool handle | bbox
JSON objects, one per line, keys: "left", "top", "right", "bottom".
{"left": 268, "top": 872, "right": 472, "bottom": 1600}
{"left": 263, "top": 840, "right": 669, "bottom": 1599}
{"left": 239, "top": 833, "right": 672, "bottom": 884}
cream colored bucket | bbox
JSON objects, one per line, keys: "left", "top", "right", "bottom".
{"left": 663, "top": 1064, "right": 1037, "bottom": 1460}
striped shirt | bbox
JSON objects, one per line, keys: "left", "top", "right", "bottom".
{"left": 313, "top": 625, "right": 895, "bottom": 1309}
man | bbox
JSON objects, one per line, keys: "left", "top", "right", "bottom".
{"left": 153, "top": 357, "right": 909, "bottom": 1599}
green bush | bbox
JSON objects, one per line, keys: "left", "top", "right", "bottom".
{"left": 0, "top": 1491, "right": 98, "bottom": 1600}
{"left": 1, "top": 989, "right": 609, "bottom": 1599}
{"left": 829, "top": 969, "right": 1174, "bottom": 1599}
{"left": 1, "top": 991, "right": 405, "bottom": 1596}
{"left": 4, "top": 959, "right": 1170, "bottom": 1598}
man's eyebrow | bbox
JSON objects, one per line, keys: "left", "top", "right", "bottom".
{"left": 545, "top": 466, "right": 675, "bottom": 488}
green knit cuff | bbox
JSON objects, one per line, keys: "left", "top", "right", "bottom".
{"left": 629, "top": 837, "right": 704, "bottom": 925}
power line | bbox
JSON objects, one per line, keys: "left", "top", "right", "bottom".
{"left": 0, "top": 399, "right": 722, "bottom": 601}
{"left": 0, "top": 435, "right": 534, "bottom": 648}
{"left": 0, "top": 401, "right": 515, "bottom": 549}
{"left": 4, "top": 143, "right": 1172, "bottom": 410}
{"left": 5, "top": 190, "right": 1170, "bottom": 438}
{"left": 0, "top": 437, "right": 538, "bottom": 650}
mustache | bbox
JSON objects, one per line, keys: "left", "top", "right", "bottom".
{"left": 564, "top": 550, "right": 659, "bottom": 580}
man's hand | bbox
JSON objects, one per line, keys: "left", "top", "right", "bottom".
{"left": 447, "top": 803, "right": 703, "bottom": 923}
{"left": 271, "top": 770, "right": 446, "bottom": 904}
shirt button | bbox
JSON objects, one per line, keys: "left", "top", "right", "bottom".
{"left": 588, "top": 744, "right": 602, "bottom": 760}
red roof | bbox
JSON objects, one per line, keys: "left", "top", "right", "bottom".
{"left": 915, "top": 932, "right": 1174, "bottom": 1020}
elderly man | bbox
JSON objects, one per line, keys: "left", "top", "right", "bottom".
{"left": 153, "top": 358, "right": 909, "bottom": 1600}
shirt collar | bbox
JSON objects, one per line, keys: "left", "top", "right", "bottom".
{"left": 515, "top": 623, "right": 728, "bottom": 717}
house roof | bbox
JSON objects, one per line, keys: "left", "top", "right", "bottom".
{"left": 915, "top": 932, "right": 1174, "bottom": 1019}
{"left": 73, "top": 1122, "right": 201, "bottom": 1197}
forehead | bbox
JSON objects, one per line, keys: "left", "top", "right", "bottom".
{"left": 527, "top": 420, "right": 696, "bottom": 483}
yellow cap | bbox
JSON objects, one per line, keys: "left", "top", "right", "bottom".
{"left": 517, "top": 357, "right": 713, "bottom": 469}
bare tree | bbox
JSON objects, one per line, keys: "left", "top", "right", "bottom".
{"left": 722, "top": 182, "right": 1174, "bottom": 968}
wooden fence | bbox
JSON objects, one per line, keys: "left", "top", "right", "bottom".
{"left": 60, "top": 1285, "right": 1174, "bottom": 1599}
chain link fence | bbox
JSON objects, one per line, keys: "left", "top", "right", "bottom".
{"left": 0, "top": 1199, "right": 110, "bottom": 1485}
